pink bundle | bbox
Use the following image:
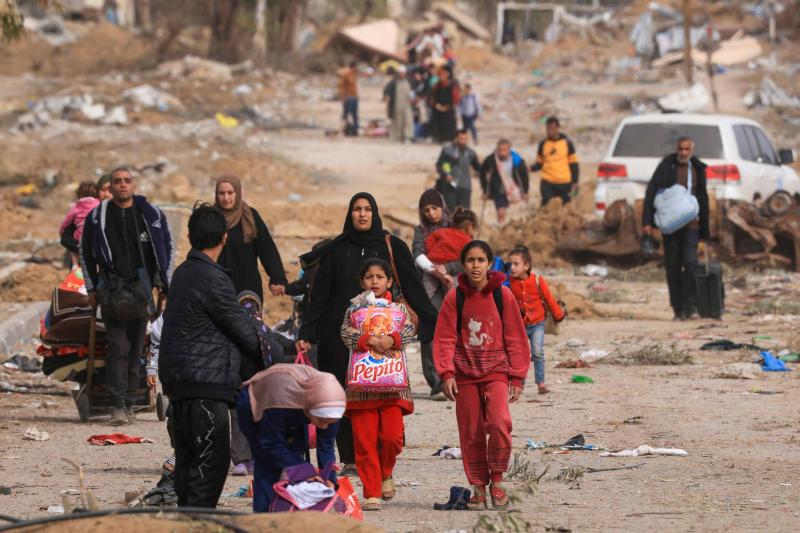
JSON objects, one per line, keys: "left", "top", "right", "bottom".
{"left": 346, "top": 302, "right": 409, "bottom": 392}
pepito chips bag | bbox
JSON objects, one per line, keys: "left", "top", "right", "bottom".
{"left": 346, "top": 300, "right": 409, "bottom": 393}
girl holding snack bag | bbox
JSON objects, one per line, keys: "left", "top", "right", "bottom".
{"left": 340, "top": 258, "right": 415, "bottom": 511}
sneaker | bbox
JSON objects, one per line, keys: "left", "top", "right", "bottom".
{"left": 246, "top": 460, "right": 255, "bottom": 475}
{"left": 124, "top": 407, "right": 137, "bottom": 422}
{"left": 430, "top": 391, "right": 447, "bottom": 401}
{"left": 231, "top": 463, "right": 248, "bottom": 476}
{"left": 108, "top": 408, "right": 129, "bottom": 426}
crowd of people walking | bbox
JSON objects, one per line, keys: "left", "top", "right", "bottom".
{"left": 61, "top": 53, "right": 710, "bottom": 519}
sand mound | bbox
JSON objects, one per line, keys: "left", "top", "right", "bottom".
{"left": 551, "top": 282, "right": 600, "bottom": 319}
{"left": 9, "top": 511, "right": 383, "bottom": 533}
{"left": 489, "top": 198, "right": 587, "bottom": 268}
{"left": 454, "top": 45, "right": 518, "bottom": 74}
{"left": 0, "top": 22, "right": 154, "bottom": 77}
{"left": 0, "top": 263, "right": 63, "bottom": 302}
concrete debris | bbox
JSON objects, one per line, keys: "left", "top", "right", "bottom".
{"left": 157, "top": 55, "right": 234, "bottom": 81}
{"left": 743, "top": 78, "right": 800, "bottom": 109}
{"left": 122, "top": 85, "right": 184, "bottom": 112}
{"left": 336, "top": 19, "right": 405, "bottom": 62}
{"left": 23, "top": 16, "right": 76, "bottom": 46}
{"left": 434, "top": 2, "right": 490, "bottom": 41}
{"left": 657, "top": 83, "right": 710, "bottom": 113}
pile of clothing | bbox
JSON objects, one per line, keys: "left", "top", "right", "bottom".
{"left": 38, "top": 267, "right": 108, "bottom": 382}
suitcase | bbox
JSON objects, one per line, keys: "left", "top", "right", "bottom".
{"left": 696, "top": 260, "right": 724, "bottom": 318}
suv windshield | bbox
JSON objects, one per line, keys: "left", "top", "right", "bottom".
{"left": 612, "top": 123, "right": 724, "bottom": 159}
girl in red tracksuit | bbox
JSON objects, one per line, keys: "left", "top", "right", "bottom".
{"left": 433, "top": 240, "right": 530, "bottom": 509}
{"left": 340, "top": 258, "right": 415, "bottom": 512}
{"left": 507, "top": 245, "right": 565, "bottom": 394}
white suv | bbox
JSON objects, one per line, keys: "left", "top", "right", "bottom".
{"left": 594, "top": 113, "right": 799, "bottom": 217}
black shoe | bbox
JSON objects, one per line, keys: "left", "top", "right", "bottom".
{"left": 433, "top": 486, "right": 471, "bottom": 510}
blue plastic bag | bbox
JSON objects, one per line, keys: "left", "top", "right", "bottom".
{"left": 761, "top": 351, "right": 791, "bottom": 372}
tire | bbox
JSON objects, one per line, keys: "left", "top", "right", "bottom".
{"left": 156, "top": 392, "right": 167, "bottom": 422}
{"left": 765, "top": 190, "right": 795, "bottom": 217}
{"left": 77, "top": 391, "right": 90, "bottom": 423}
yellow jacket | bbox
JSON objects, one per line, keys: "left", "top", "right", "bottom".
{"left": 533, "top": 134, "right": 579, "bottom": 185}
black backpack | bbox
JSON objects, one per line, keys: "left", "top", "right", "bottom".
{"left": 455, "top": 285, "right": 504, "bottom": 337}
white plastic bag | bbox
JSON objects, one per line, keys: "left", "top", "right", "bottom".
{"left": 654, "top": 183, "right": 699, "bottom": 235}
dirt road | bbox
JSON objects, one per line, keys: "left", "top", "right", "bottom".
{"left": 2, "top": 50, "right": 800, "bottom": 532}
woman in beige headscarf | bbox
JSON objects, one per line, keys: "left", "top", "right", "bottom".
{"left": 215, "top": 175, "right": 291, "bottom": 477}
{"left": 214, "top": 175, "right": 288, "bottom": 303}
{"left": 235, "top": 364, "right": 346, "bottom": 512}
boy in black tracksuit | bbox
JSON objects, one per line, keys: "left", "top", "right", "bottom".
{"left": 159, "top": 204, "right": 262, "bottom": 508}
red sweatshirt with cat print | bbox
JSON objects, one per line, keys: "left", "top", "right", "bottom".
{"left": 433, "top": 271, "right": 531, "bottom": 387}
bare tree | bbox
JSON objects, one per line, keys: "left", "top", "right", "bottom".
{"left": 207, "top": 0, "right": 241, "bottom": 63}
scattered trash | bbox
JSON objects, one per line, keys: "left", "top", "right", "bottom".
{"left": 657, "top": 83, "right": 710, "bottom": 113}
{"left": 0, "top": 378, "right": 28, "bottom": 393}
{"left": 716, "top": 362, "right": 763, "bottom": 380}
{"left": 778, "top": 352, "right": 799, "bottom": 363}
{"left": 623, "top": 416, "right": 643, "bottom": 425}
{"left": 23, "top": 427, "right": 50, "bottom": 441}
{"left": 601, "top": 445, "right": 688, "bottom": 457}
{"left": 433, "top": 486, "right": 471, "bottom": 511}
{"left": 439, "top": 447, "right": 461, "bottom": 460}
{"left": 571, "top": 375, "right": 594, "bottom": 383}
{"left": 526, "top": 439, "right": 548, "bottom": 450}
{"left": 750, "top": 389, "right": 781, "bottom": 395}
{"left": 760, "top": 351, "right": 791, "bottom": 372}
{"left": 579, "top": 349, "right": 609, "bottom": 363}
{"left": 287, "top": 193, "right": 303, "bottom": 202}
{"left": 233, "top": 84, "right": 253, "bottom": 96}
{"left": 87, "top": 434, "right": 155, "bottom": 446}
{"left": 0, "top": 486, "right": 11, "bottom": 495}
{"left": 3, "top": 354, "right": 43, "bottom": 372}
{"left": 123, "top": 85, "right": 184, "bottom": 112}
{"left": 579, "top": 264, "right": 608, "bottom": 277}
{"left": 46, "top": 505, "right": 64, "bottom": 514}
{"left": 157, "top": 55, "right": 235, "bottom": 81}
{"left": 432, "top": 444, "right": 462, "bottom": 459}
{"left": 743, "top": 77, "right": 800, "bottom": 110}
{"left": 566, "top": 338, "right": 586, "bottom": 348}
{"left": 700, "top": 340, "right": 762, "bottom": 351}
{"left": 215, "top": 112, "right": 239, "bottom": 128}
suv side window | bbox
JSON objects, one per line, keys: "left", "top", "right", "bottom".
{"left": 733, "top": 125, "right": 756, "bottom": 161}
{"left": 750, "top": 127, "right": 779, "bottom": 165}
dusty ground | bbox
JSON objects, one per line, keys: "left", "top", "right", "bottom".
{"left": 2, "top": 17, "right": 800, "bottom": 533}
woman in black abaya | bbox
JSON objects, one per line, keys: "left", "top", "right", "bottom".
{"left": 296, "top": 193, "right": 436, "bottom": 473}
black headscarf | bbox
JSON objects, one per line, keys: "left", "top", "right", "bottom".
{"left": 300, "top": 192, "right": 385, "bottom": 267}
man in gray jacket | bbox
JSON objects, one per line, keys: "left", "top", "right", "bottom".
{"left": 435, "top": 129, "right": 481, "bottom": 209}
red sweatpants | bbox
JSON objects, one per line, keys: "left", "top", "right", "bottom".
{"left": 350, "top": 405, "right": 405, "bottom": 498}
{"left": 454, "top": 380, "right": 512, "bottom": 486}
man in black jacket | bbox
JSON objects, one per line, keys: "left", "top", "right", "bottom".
{"left": 81, "top": 167, "right": 172, "bottom": 426}
{"left": 642, "top": 137, "right": 710, "bottom": 320}
{"left": 159, "top": 203, "right": 262, "bottom": 508}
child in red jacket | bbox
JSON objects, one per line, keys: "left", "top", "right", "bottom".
{"left": 433, "top": 240, "right": 530, "bottom": 509}
{"left": 508, "top": 246, "right": 565, "bottom": 394}
{"left": 340, "top": 258, "right": 415, "bottom": 512}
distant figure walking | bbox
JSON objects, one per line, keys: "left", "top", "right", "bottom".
{"left": 339, "top": 61, "right": 359, "bottom": 136}
{"left": 429, "top": 67, "right": 460, "bottom": 143}
{"left": 530, "top": 117, "right": 579, "bottom": 206}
